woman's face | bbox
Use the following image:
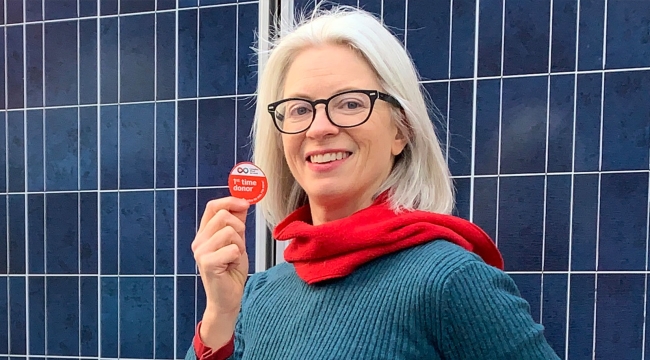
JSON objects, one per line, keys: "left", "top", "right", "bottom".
{"left": 281, "top": 43, "right": 407, "bottom": 223}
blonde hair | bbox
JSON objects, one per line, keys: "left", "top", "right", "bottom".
{"left": 252, "top": 5, "right": 454, "bottom": 227}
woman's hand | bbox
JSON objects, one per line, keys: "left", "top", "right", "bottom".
{"left": 191, "top": 196, "right": 250, "bottom": 348}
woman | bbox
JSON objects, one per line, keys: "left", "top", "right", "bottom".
{"left": 186, "top": 6, "right": 560, "bottom": 360}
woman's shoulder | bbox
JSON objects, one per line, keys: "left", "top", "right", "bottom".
{"left": 407, "top": 240, "right": 527, "bottom": 320}
{"left": 241, "top": 262, "right": 296, "bottom": 298}
{"left": 393, "top": 240, "right": 506, "bottom": 296}
{"left": 403, "top": 239, "right": 486, "bottom": 275}
{"left": 248, "top": 261, "right": 296, "bottom": 283}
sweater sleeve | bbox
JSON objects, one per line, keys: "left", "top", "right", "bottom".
{"left": 183, "top": 319, "right": 242, "bottom": 360}
{"left": 189, "top": 321, "right": 236, "bottom": 360}
{"left": 183, "top": 272, "right": 267, "bottom": 360}
{"left": 439, "top": 260, "right": 561, "bottom": 360}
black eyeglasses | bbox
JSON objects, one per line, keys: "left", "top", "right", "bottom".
{"left": 267, "top": 89, "right": 402, "bottom": 134}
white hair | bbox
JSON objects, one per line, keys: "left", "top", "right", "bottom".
{"left": 251, "top": 5, "right": 454, "bottom": 227}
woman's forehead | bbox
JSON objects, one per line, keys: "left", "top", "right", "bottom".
{"left": 283, "top": 47, "right": 380, "bottom": 98}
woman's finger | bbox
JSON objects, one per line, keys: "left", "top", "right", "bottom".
{"left": 194, "top": 225, "right": 246, "bottom": 260}
{"left": 198, "top": 197, "right": 250, "bottom": 230}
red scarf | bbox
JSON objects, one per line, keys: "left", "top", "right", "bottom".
{"left": 273, "top": 195, "right": 504, "bottom": 284}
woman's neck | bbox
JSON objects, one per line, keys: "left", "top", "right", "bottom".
{"left": 308, "top": 195, "right": 374, "bottom": 225}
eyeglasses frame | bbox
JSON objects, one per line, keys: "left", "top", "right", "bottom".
{"left": 267, "top": 89, "right": 402, "bottom": 134}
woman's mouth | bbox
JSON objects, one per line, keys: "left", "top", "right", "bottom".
{"left": 307, "top": 151, "right": 352, "bottom": 164}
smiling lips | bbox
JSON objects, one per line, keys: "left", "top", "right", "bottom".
{"left": 308, "top": 151, "right": 352, "bottom": 164}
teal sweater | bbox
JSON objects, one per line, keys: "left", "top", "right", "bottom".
{"left": 185, "top": 240, "right": 560, "bottom": 359}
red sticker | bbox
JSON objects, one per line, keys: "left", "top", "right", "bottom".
{"left": 228, "top": 162, "right": 268, "bottom": 204}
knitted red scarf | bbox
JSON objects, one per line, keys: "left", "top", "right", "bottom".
{"left": 273, "top": 195, "right": 504, "bottom": 284}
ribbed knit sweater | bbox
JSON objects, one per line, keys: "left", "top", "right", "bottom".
{"left": 185, "top": 240, "right": 560, "bottom": 359}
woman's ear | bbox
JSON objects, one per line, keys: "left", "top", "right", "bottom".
{"left": 391, "top": 110, "right": 409, "bottom": 156}
{"left": 391, "top": 130, "right": 408, "bottom": 156}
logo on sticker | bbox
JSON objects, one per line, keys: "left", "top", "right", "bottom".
{"left": 228, "top": 162, "right": 268, "bottom": 204}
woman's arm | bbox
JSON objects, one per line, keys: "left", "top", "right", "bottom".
{"left": 439, "top": 260, "right": 561, "bottom": 360}
{"left": 184, "top": 271, "right": 267, "bottom": 360}
{"left": 184, "top": 318, "right": 243, "bottom": 360}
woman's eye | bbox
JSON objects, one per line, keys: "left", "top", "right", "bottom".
{"left": 290, "top": 106, "right": 311, "bottom": 116}
{"left": 345, "top": 101, "right": 360, "bottom": 109}
{"left": 337, "top": 100, "right": 365, "bottom": 111}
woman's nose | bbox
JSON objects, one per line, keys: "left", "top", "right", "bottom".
{"left": 305, "top": 104, "right": 339, "bottom": 138}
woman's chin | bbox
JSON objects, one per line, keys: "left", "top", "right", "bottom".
{"left": 306, "top": 187, "right": 349, "bottom": 206}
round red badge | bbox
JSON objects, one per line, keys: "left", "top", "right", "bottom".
{"left": 228, "top": 162, "right": 268, "bottom": 204}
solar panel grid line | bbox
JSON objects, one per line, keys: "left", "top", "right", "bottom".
{"left": 5, "top": 170, "right": 650, "bottom": 200}
{"left": 449, "top": 169, "right": 650, "bottom": 178}
{"left": 0, "top": 185, "right": 232, "bottom": 196}
{"left": 540, "top": 0, "right": 555, "bottom": 329}
{"left": 402, "top": 0, "right": 408, "bottom": 49}
{"left": 495, "top": 0, "right": 505, "bottom": 250}
{"left": 3, "top": 0, "right": 8, "bottom": 351}
{"left": 0, "top": 355, "right": 169, "bottom": 360}
{"left": 21, "top": 0, "right": 31, "bottom": 357}
{"left": 76, "top": 0, "right": 84, "bottom": 357}
{"left": 565, "top": 0, "right": 595, "bottom": 359}
{"left": 116, "top": 1, "right": 122, "bottom": 356}
{"left": 591, "top": 0, "right": 607, "bottom": 357}
{"left": 563, "top": 0, "right": 581, "bottom": 355}
{"left": 417, "top": 66, "right": 650, "bottom": 84}
{"left": 173, "top": 0, "right": 179, "bottom": 357}
{"left": 5, "top": 0, "right": 12, "bottom": 356}
{"left": 254, "top": 0, "right": 269, "bottom": 274}
{"left": 0, "top": 0, "right": 259, "bottom": 27}
{"left": 445, "top": 0, "right": 452, "bottom": 169}
{"left": 591, "top": 75, "right": 601, "bottom": 359}
{"left": 2, "top": 269, "right": 650, "bottom": 277}
{"left": 640, "top": 164, "right": 650, "bottom": 360}
{"left": 234, "top": 2, "right": 239, "bottom": 166}
{"left": 506, "top": 271, "right": 650, "bottom": 275}
{"left": 193, "top": 3, "right": 200, "bottom": 349}
{"left": 0, "top": 94, "right": 258, "bottom": 111}
{"left": 41, "top": 2, "right": 46, "bottom": 357}
{"left": 4, "top": 273, "right": 205, "bottom": 278}
{"left": 468, "top": 0, "right": 479, "bottom": 224}
{"left": 33, "top": 267, "right": 650, "bottom": 275}
{"left": 153, "top": 2, "right": 159, "bottom": 357}
{"left": 94, "top": 0, "right": 101, "bottom": 358}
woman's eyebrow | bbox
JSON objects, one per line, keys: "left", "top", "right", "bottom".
{"left": 284, "top": 86, "right": 366, "bottom": 99}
